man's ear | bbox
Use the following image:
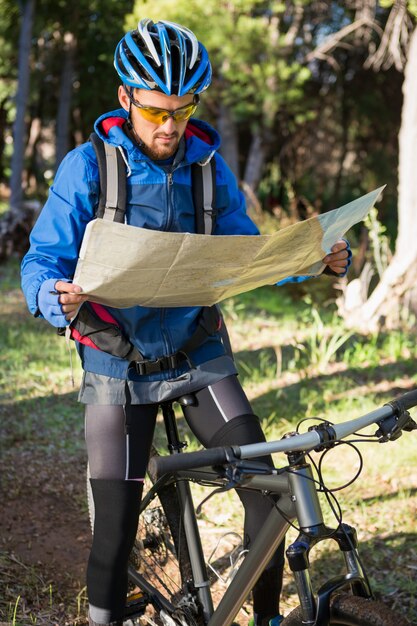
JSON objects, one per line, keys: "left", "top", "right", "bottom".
{"left": 118, "top": 85, "right": 130, "bottom": 112}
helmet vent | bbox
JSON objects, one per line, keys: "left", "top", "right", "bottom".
{"left": 114, "top": 19, "right": 212, "bottom": 96}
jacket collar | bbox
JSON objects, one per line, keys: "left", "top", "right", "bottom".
{"left": 94, "top": 108, "right": 221, "bottom": 165}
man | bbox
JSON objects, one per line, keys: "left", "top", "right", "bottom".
{"left": 21, "top": 19, "right": 350, "bottom": 626}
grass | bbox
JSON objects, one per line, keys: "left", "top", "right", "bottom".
{"left": 0, "top": 258, "right": 87, "bottom": 625}
{"left": 1, "top": 256, "right": 417, "bottom": 624}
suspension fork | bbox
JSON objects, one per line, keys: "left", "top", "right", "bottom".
{"left": 161, "top": 402, "right": 214, "bottom": 622}
{"left": 285, "top": 454, "right": 324, "bottom": 625}
{"left": 285, "top": 454, "right": 372, "bottom": 626}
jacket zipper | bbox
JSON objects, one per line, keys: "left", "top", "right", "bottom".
{"left": 160, "top": 308, "right": 173, "bottom": 358}
{"left": 165, "top": 171, "right": 174, "bottom": 231}
{"left": 161, "top": 172, "right": 174, "bottom": 355}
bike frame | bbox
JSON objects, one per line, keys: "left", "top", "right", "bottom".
{"left": 129, "top": 402, "right": 376, "bottom": 626}
{"left": 171, "top": 466, "right": 369, "bottom": 626}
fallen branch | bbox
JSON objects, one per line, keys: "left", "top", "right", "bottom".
{"left": 0, "top": 201, "right": 40, "bottom": 261}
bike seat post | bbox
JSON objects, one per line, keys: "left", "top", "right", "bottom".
{"left": 160, "top": 401, "right": 187, "bottom": 454}
{"left": 160, "top": 399, "right": 215, "bottom": 619}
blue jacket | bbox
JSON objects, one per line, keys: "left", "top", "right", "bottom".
{"left": 21, "top": 109, "right": 260, "bottom": 380}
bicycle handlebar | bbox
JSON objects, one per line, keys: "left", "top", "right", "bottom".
{"left": 149, "top": 389, "right": 417, "bottom": 479}
{"left": 386, "top": 388, "right": 417, "bottom": 410}
{"left": 149, "top": 445, "right": 241, "bottom": 478}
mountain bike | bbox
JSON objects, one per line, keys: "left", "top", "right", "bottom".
{"left": 91, "top": 389, "right": 417, "bottom": 626}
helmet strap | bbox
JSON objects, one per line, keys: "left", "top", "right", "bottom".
{"left": 130, "top": 124, "right": 144, "bottom": 148}
{"left": 125, "top": 111, "right": 144, "bottom": 149}
{"left": 124, "top": 85, "right": 144, "bottom": 148}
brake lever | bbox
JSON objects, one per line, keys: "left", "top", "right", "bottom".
{"left": 403, "top": 416, "right": 417, "bottom": 432}
{"left": 376, "top": 409, "right": 417, "bottom": 442}
{"left": 195, "top": 461, "right": 276, "bottom": 515}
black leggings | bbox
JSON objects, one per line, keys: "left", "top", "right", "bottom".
{"left": 85, "top": 375, "right": 284, "bottom": 623}
{"left": 85, "top": 375, "right": 257, "bottom": 480}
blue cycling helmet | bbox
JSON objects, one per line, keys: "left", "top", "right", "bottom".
{"left": 114, "top": 19, "right": 212, "bottom": 96}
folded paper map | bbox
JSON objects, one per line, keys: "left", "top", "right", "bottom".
{"left": 73, "top": 186, "right": 384, "bottom": 308}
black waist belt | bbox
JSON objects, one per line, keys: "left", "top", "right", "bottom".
{"left": 127, "top": 305, "right": 223, "bottom": 376}
{"left": 129, "top": 352, "right": 189, "bottom": 376}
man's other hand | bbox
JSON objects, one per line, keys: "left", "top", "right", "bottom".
{"left": 323, "top": 239, "right": 352, "bottom": 276}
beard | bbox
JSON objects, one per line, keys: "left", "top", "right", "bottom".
{"left": 140, "top": 131, "right": 180, "bottom": 161}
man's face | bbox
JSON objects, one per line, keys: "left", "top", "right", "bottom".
{"left": 118, "top": 87, "right": 195, "bottom": 160}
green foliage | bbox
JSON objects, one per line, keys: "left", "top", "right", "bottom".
{"left": 0, "top": 260, "right": 81, "bottom": 407}
{"left": 295, "top": 307, "right": 354, "bottom": 375}
{"left": 129, "top": 1, "right": 394, "bottom": 219}
{"left": 32, "top": 0, "right": 134, "bottom": 135}
{"left": 364, "top": 207, "right": 392, "bottom": 278}
{"left": 0, "top": 1, "right": 21, "bottom": 182}
{"left": 379, "top": 0, "right": 417, "bottom": 16}
{"left": 5, "top": 1, "right": 134, "bottom": 139}
{"left": 224, "top": 284, "right": 305, "bottom": 321}
{"left": 0, "top": 1, "right": 19, "bottom": 96}
{"left": 237, "top": 348, "right": 278, "bottom": 383}
{"left": 343, "top": 329, "right": 417, "bottom": 369}
{"left": 129, "top": 0, "right": 312, "bottom": 128}
{"left": 407, "top": 0, "right": 417, "bottom": 18}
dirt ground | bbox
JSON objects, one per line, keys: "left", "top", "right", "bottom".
{"left": 0, "top": 448, "right": 91, "bottom": 625}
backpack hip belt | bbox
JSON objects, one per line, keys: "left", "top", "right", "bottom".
{"left": 129, "top": 302, "right": 223, "bottom": 374}
{"left": 131, "top": 352, "right": 189, "bottom": 376}
{"left": 70, "top": 300, "right": 223, "bottom": 372}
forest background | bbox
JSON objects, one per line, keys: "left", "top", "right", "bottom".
{"left": 1, "top": 1, "right": 417, "bottom": 625}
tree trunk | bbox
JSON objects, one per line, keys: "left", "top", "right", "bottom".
{"left": 55, "top": 32, "right": 76, "bottom": 169}
{"left": 240, "top": 128, "right": 268, "bottom": 216}
{"left": 24, "top": 117, "right": 42, "bottom": 192}
{"left": 10, "top": 0, "right": 35, "bottom": 209}
{"left": 331, "top": 78, "right": 349, "bottom": 209}
{"left": 217, "top": 103, "right": 239, "bottom": 179}
{"left": 338, "top": 27, "right": 417, "bottom": 329}
{"left": 243, "top": 128, "right": 267, "bottom": 191}
{"left": 0, "top": 98, "right": 8, "bottom": 182}
{"left": 395, "top": 26, "right": 417, "bottom": 266}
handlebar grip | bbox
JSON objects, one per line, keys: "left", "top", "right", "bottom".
{"left": 148, "top": 445, "right": 241, "bottom": 479}
{"left": 391, "top": 388, "right": 417, "bottom": 411}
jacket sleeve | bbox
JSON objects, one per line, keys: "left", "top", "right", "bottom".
{"left": 21, "top": 147, "right": 98, "bottom": 315}
{"left": 212, "top": 153, "right": 260, "bottom": 236}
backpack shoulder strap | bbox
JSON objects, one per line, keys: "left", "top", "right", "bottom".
{"left": 190, "top": 156, "right": 234, "bottom": 358}
{"left": 90, "top": 132, "right": 127, "bottom": 223}
{"left": 192, "top": 156, "right": 217, "bottom": 235}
